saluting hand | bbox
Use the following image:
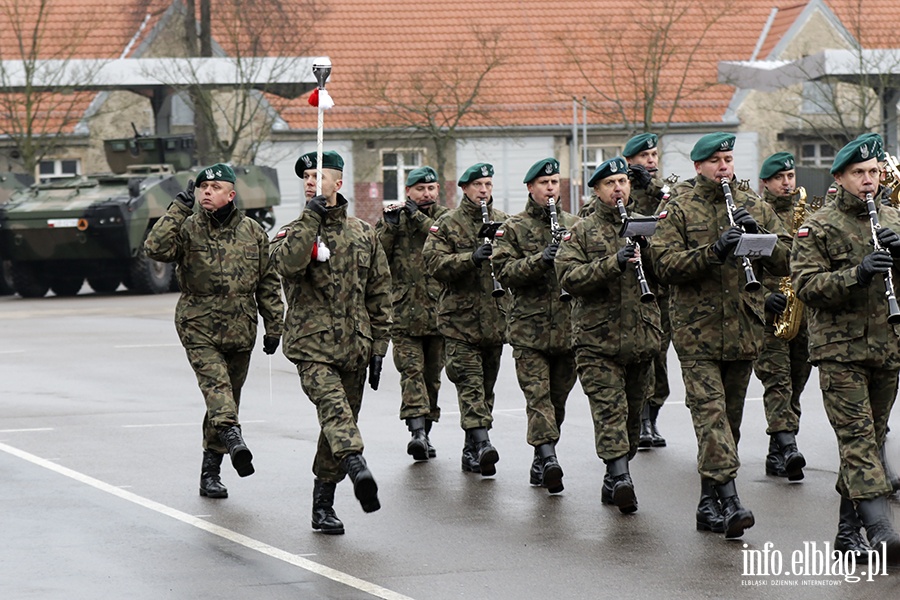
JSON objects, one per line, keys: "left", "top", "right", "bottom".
{"left": 175, "top": 179, "right": 195, "bottom": 209}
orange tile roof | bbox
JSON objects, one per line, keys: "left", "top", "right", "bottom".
{"left": 757, "top": 3, "right": 808, "bottom": 59}
{"left": 4, "top": 1, "right": 900, "bottom": 136}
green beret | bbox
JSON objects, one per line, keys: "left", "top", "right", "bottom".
{"left": 406, "top": 166, "right": 438, "bottom": 186}
{"left": 458, "top": 162, "right": 494, "bottom": 186}
{"left": 588, "top": 157, "right": 628, "bottom": 188}
{"left": 690, "top": 132, "right": 736, "bottom": 161}
{"left": 831, "top": 137, "right": 880, "bottom": 174}
{"left": 195, "top": 163, "right": 236, "bottom": 185}
{"left": 855, "top": 132, "right": 885, "bottom": 162}
{"left": 623, "top": 133, "right": 658, "bottom": 158}
{"left": 294, "top": 150, "right": 344, "bottom": 177}
{"left": 523, "top": 157, "right": 560, "bottom": 183}
{"left": 759, "top": 152, "right": 795, "bottom": 180}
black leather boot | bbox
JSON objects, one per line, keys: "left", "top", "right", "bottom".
{"left": 468, "top": 427, "right": 499, "bottom": 477}
{"left": 696, "top": 478, "right": 724, "bottom": 533}
{"left": 648, "top": 404, "right": 666, "bottom": 447}
{"left": 311, "top": 479, "right": 344, "bottom": 535}
{"left": 765, "top": 436, "right": 787, "bottom": 477}
{"left": 199, "top": 450, "right": 228, "bottom": 498}
{"left": 529, "top": 447, "right": 542, "bottom": 486}
{"left": 537, "top": 443, "right": 564, "bottom": 494}
{"left": 606, "top": 456, "right": 637, "bottom": 514}
{"left": 833, "top": 496, "right": 868, "bottom": 554}
{"left": 879, "top": 444, "right": 900, "bottom": 494}
{"left": 424, "top": 420, "right": 437, "bottom": 458}
{"left": 716, "top": 480, "right": 755, "bottom": 539}
{"left": 406, "top": 416, "right": 429, "bottom": 461}
{"left": 638, "top": 403, "right": 653, "bottom": 449}
{"left": 856, "top": 496, "right": 900, "bottom": 566}
{"left": 340, "top": 453, "right": 380, "bottom": 513}
{"left": 461, "top": 430, "right": 481, "bottom": 473}
{"left": 601, "top": 474, "right": 615, "bottom": 505}
{"left": 217, "top": 425, "right": 254, "bottom": 477}
{"left": 773, "top": 431, "right": 805, "bottom": 481}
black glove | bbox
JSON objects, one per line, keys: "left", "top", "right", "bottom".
{"left": 472, "top": 243, "right": 493, "bottom": 267}
{"left": 305, "top": 194, "right": 328, "bottom": 218}
{"left": 175, "top": 179, "right": 195, "bottom": 208}
{"left": 403, "top": 199, "right": 419, "bottom": 216}
{"left": 634, "top": 235, "right": 650, "bottom": 249}
{"left": 858, "top": 251, "right": 894, "bottom": 286}
{"left": 712, "top": 227, "right": 744, "bottom": 261}
{"left": 541, "top": 241, "right": 559, "bottom": 265}
{"left": 263, "top": 335, "right": 280, "bottom": 355}
{"left": 731, "top": 207, "right": 759, "bottom": 234}
{"left": 628, "top": 164, "right": 653, "bottom": 190}
{"left": 616, "top": 243, "right": 636, "bottom": 270}
{"left": 765, "top": 292, "right": 788, "bottom": 316}
{"left": 877, "top": 227, "right": 900, "bottom": 257}
{"left": 368, "top": 355, "right": 384, "bottom": 391}
{"left": 383, "top": 208, "right": 401, "bottom": 226}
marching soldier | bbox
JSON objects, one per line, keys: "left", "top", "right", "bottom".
{"left": 621, "top": 133, "right": 672, "bottom": 448}
{"left": 376, "top": 166, "right": 449, "bottom": 461}
{"left": 652, "top": 132, "right": 791, "bottom": 538}
{"left": 752, "top": 152, "right": 810, "bottom": 481}
{"left": 270, "top": 150, "right": 392, "bottom": 534}
{"left": 556, "top": 157, "right": 661, "bottom": 513}
{"left": 792, "top": 137, "right": 900, "bottom": 563}
{"left": 144, "top": 164, "right": 284, "bottom": 498}
{"left": 423, "top": 163, "right": 509, "bottom": 477}
{"left": 492, "top": 158, "right": 579, "bottom": 493}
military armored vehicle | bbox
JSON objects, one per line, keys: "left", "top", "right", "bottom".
{"left": 0, "top": 134, "right": 280, "bottom": 298}
{"left": 0, "top": 172, "right": 35, "bottom": 294}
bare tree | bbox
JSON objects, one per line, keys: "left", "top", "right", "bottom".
{"left": 358, "top": 26, "right": 505, "bottom": 205}
{"left": 177, "top": 0, "right": 326, "bottom": 164}
{"left": 0, "top": 0, "right": 104, "bottom": 174}
{"left": 560, "top": 0, "right": 731, "bottom": 134}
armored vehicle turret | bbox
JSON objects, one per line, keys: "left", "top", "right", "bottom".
{"left": 0, "top": 134, "right": 280, "bottom": 298}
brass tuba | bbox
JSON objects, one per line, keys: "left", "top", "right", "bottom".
{"left": 881, "top": 155, "right": 900, "bottom": 207}
{"left": 773, "top": 187, "right": 822, "bottom": 340}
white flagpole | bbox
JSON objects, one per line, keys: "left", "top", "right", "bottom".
{"left": 311, "top": 58, "right": 332, "bottom": 198}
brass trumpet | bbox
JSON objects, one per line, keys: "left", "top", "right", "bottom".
{"left": 865, "top": 192, "right": 900, "bottom": 324}
{"left": 721, "top": 178, "right": 761, "bottom": 292}
{"left": 547, "top": 196, "right": 572, "bottom": 302}
{"left": 479, "top": 198, "right": 505, "bottom": 298}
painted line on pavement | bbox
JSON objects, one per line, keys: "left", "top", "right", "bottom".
{"left": 114, "top": 343, "right": 182, "bottom": 349}
{"left": 122, "top": 420, "right": 265, "bottom": 429}
{"left": 0, "top": 441, "right": 414, "bottom": 600}
{"left": 0, "top": 427, "right": 54, "bottom": 433}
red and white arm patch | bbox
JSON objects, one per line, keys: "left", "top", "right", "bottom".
{"left": 274, "top": 227, "right": 289, "bottom": 239}
{"left": 797, "top": 227, "right": 810, "bottom": 238}
{"left": 494, "top": 229, "right": 504, "bottom": 238}
{"left": 562, "top": 231, "right": 572, "bottom": 242}
{"left": 658, "top": 210, "right": 668, "bottom": 219}
{"left": 429, "top": 225, "right": 439, "bottom": 234}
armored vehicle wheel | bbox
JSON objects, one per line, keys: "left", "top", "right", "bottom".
{"left": 88, "top": 275, "right": 121, "bottom": 294}
{"left": 128, "top": 251, "right": 173, "bottom": 295}
{"left": 50, "top": 276, "right": 85, "bottom": 297}
{"left": 10, "top": 262, "right": 49, "bottom": 298}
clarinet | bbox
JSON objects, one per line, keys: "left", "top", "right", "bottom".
{"left": 720, "top": 179, "right": 762, "bottom": 292}
{"left": 615, "top": 198, "right": 655, "bottom": 304}
{"left": 479, "top": 199, "right": 505, "bottom": 298}
{"left": 547, "top": 197, "right": 572, "bottom": 302}
{"left": 865, "top": 193, "right": 900, "bottom": 324}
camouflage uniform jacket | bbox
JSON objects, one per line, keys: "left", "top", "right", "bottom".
{"left": 492, "top": 196, "right": 579, "bottom": 354}
{"left": 555, "top": 197, "right": 661, "bottom": 363}
{"left": 375, "top": 202, "right": 449, "bottom": 337}
{"left": 270, "top": 195, "right": 392, "bottom": 367}
{"left": 144, "top": 201, "right": 284, "bottom": 350}
{"left": 791, "top": 186, "right": 900, "bottom": 368}
{"left": 651, "top": 174, "right": 791, "bottom": 361}
{"left": 423, "top": 197, "right": 509, "bottom": 346}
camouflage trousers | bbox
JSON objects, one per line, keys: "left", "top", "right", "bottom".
{"left": 443, "top": 338, "right": 502, "bottom": 430}
{"left": 649, "top": 297, "right": 671, "bottom": 409}
{"left": 818, "top": 361, "right": 897, "bottom": 500}
{"left": 752, "top": 329, "right": 811, "bottom": 434}
{"left": 297, "top": 360, "right": 367, "bottom": 483}
{"left": 681, "top": 359, "right": 754, "bottom": 483}
{"left": 575, "top": 346, "right": 651, "bottom": 461}
{"left": 185, "top": 346, "right": 250, "bottom": 454}
{"left": 393, "top": 334, "right": 444, "bottom": 423}
{"left": 512, "top": 346, "right": 577, "bottom": 446}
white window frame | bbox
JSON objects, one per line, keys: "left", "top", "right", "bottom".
{"left": 381, "top": 149, "right": 424, "bottom": 205}
{"left": 799, "top": 141, "right": 836, "bottom": 168}
{"left": 37, "top": 158, "right": 81, "bottom": 182}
